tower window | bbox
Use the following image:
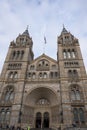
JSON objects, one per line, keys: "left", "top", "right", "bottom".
{"left": 72, "top": 49, "right": 76, "bottom": 58}
{"left": 6, "top": 109, "right": 10, "bottom": 122}
{"left": 14, "top": 71, "right": 18, "bottom": 79}
{"left": 12, "top": 51, "right": 16, "bottom": 59}
{"left": 70, "top": 85, "right": 81, "bottom": 101}
{"left": 16, "top": 51, "right": 20, "bottom": 59}
{"left": 0, "top": 109, "right": 5, "bottom": 123}
{"left": 8, "top": 72, "right": 13, "bottom": 79}
{"left": 67, "top": 50, "right": 71, "bottom": 58}
{"left": 5, "top": 91, "right": 14, "bottom": 102}
{"left": 68, "top": 69, "right": 78, "bottom": 78}
{"left": 73, "top": 107, "right": 85, "bottom": 124}
{"left": 0, "top": 108, "right": 11, "bottom": 123}
{"left": 63, "top": 50, "right": 67, "bottom": 59}
{"left": 20, "top": 50, "right": 24, "bottom": 59}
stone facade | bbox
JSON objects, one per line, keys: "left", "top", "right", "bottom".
{"left": 0, "top": 27, "right": 87, "bottom": 130}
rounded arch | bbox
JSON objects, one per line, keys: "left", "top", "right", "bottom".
{"left": 69, "top": 84, "right": 82, "bottom": 92}
{"left": 3, "top": 85, "right": 15, "bottom": 92}
{"left": 36, "top": 59, "right": 50, "bottom": 71}
{"left": 35, "top": 112, "right": 42, "bottom": 128}
{"left": 43, "top": 112, "right": 49, "bottom": 128}
{"left": 24, "top": 86, "right": 59, "bottom": 107}
{"left": 1, "top": 85, "right": 15, "bottom": 103}
{"left": 69, "top": 84, "right": 84, "bottom": 101}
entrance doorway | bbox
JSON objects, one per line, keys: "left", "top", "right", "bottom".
{"left": 43, "top": 112, "right": 49, "bottom": 128}
{"left": 36, "top": 112, "right": 42, "bottom": 128}
{"left": 35, "top": 112, "right": 49, "bottom": 128}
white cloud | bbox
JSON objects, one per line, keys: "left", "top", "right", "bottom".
{"left": 0, "top": 0, "right": 87, "bottom": 73}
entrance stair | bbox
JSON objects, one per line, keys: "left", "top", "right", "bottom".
{"left": 31, "top": 128, "right": 52, "bottom": 130}
{"left": 64, "top": 127, "right": 87, "bottom": 130}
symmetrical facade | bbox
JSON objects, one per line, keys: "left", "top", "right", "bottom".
{"left": 0, "top": 27, "right": 87, "bottom": 129}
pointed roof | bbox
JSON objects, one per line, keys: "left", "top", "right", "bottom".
{"left": 61, "top": 25, "right": 68, "bottom": 34}
{"left": 22, "top": 26, "right": 29, "bottom": 36}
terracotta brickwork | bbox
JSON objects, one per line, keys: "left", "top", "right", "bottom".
{"left": 0, "top": 27, "right": 87, "bottom": 130}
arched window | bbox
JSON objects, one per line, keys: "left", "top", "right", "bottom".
{"left": 5, "top": 91, "right": 10, "bottom": 101}
{"left": 79, "top": 108, "right": 85, "bottom": 123}
{"left": 0, "top": 108, "right": 11, "bottom": 124}
{"left": 73, "top": 70, "right": 78, "bottom": 77}
{"left": 30, "top": 65, "right": 35, "bottom": 70}
{"left": 43, "top": 72, "right": 47, "bottom": 78}
{"left": 72, "top": 49, "right": 76, "bottom": 58}
{"left": 39, "top": 73, "right": 42, "bottom": 78}
{"left": 68, "top": 70, "right": 78, "bottom": 80}
{"left": 27, "top": 73, "right": 31, "bottom": 78}
{"left": 37, "top": 98, "right": 50, "bottom": 105}
{"left": 8, "top": 72, "right": 13, "bottom": 79}
{"left": 14, "top": 71, "right": 18, "bottom": 79}
{"left": 73, "top": 107, "right": 85, "bottom": 124}
{"left": 37, "top": 59, "right": 49, "bottom": 71}
{"left": 68, "top": 70, "right": 72, "bottom": 77}
{"left": 16, "top": 51, "right": 20, "bottom": 59}
{"left": 76, "top": 90, "right": 80, "bottom": 100}
{"left": 71, "top": 90, "right": 76, "bottom": 100}
{"left": 70, "top": 85, "right": 81, "bottom": 101}
{"left": 20, "top": 50, "right": 24, "bottom": 59}
{"left": 67, "top": 50, "right": 71, "bottom": 58}
{"left": 10, "top": 91, "right": 14, "bottom": 100}
{"left": 32, "top": 73, "right": 36, "bottom": 79}
{"left": 12, "top": 51, "right": 16, "bottom": 59}
{"left": 63, "top": 50, "right": 67, "bottom": 59}
{"left": 73, "top": 108, "right": 79, "bottom": 123}
{"left": 5, "top": 109, "right": 10, "bottom": 122}
{"left": 0, "top": 109, "right": 5, "bottom": 123}
{"left": 4, "top": 87, "right": 14, "bottom": 102}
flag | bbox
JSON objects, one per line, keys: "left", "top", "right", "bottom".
{"left": 44, "top": 36, "right": 47, "bottom": 44}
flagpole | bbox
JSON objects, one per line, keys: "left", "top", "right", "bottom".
{"left": 43, "top": 36, "right": 46, "bottom": 54}
{"left": 43, "top": 44, "right": 45, "bottom": 54}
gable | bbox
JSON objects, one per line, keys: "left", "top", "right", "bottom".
{"left": 28, "top": 54, "right": 58, "bottom": 71}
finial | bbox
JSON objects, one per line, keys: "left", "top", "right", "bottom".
{"left": 63, "top": 24, "right": 65, "bottom": 29}
{"left": 26, "top": 25, "right": 29, "bottom": 30}
{"left": 22, "top": 25, "right": 29, "bottom": 36}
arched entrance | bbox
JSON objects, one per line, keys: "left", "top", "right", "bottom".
{"left": 35, "top": 112, "right": 49, "bottom": 128}
{"left": 36, "top": 112, "right": 42, "bottom": 128}
{"left": 43, "top": 112, "right": 49, "bottom": 128}
{"left": 23, "top": 87, "right": 59, "bottom": 128}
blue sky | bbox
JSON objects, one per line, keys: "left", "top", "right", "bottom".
{"left": 0, "top": 0, "right": 87, "bottom": 72}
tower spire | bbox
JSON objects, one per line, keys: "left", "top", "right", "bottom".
{"left": 22, "top": 26, "right": 29, "bottom": 36}
{"left": 26, "top": 25, "right": 29, "bottom": 30}
{"left": 63, "top": 24, "right": 65, "bottom": 29}
{"left": 61, "top": 24, "right": 68, "bottom": 34}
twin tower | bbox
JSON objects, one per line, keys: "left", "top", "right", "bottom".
{"left": 0, "top": 27, "right": 87, "bottom": 130}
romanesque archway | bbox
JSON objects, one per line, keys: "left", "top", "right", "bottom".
{"left": 23, "top": 87, "right": 59, "bottom": 128}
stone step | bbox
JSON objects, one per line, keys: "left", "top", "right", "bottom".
{"left": 64, "top": 127, "right": 87, "bottom": 130}
{"left": 30, "top": 128, "right": 52, "bottom": 130}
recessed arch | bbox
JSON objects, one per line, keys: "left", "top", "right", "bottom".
{"left": 24, "top": 86, "right": 58, "bottom": 107}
